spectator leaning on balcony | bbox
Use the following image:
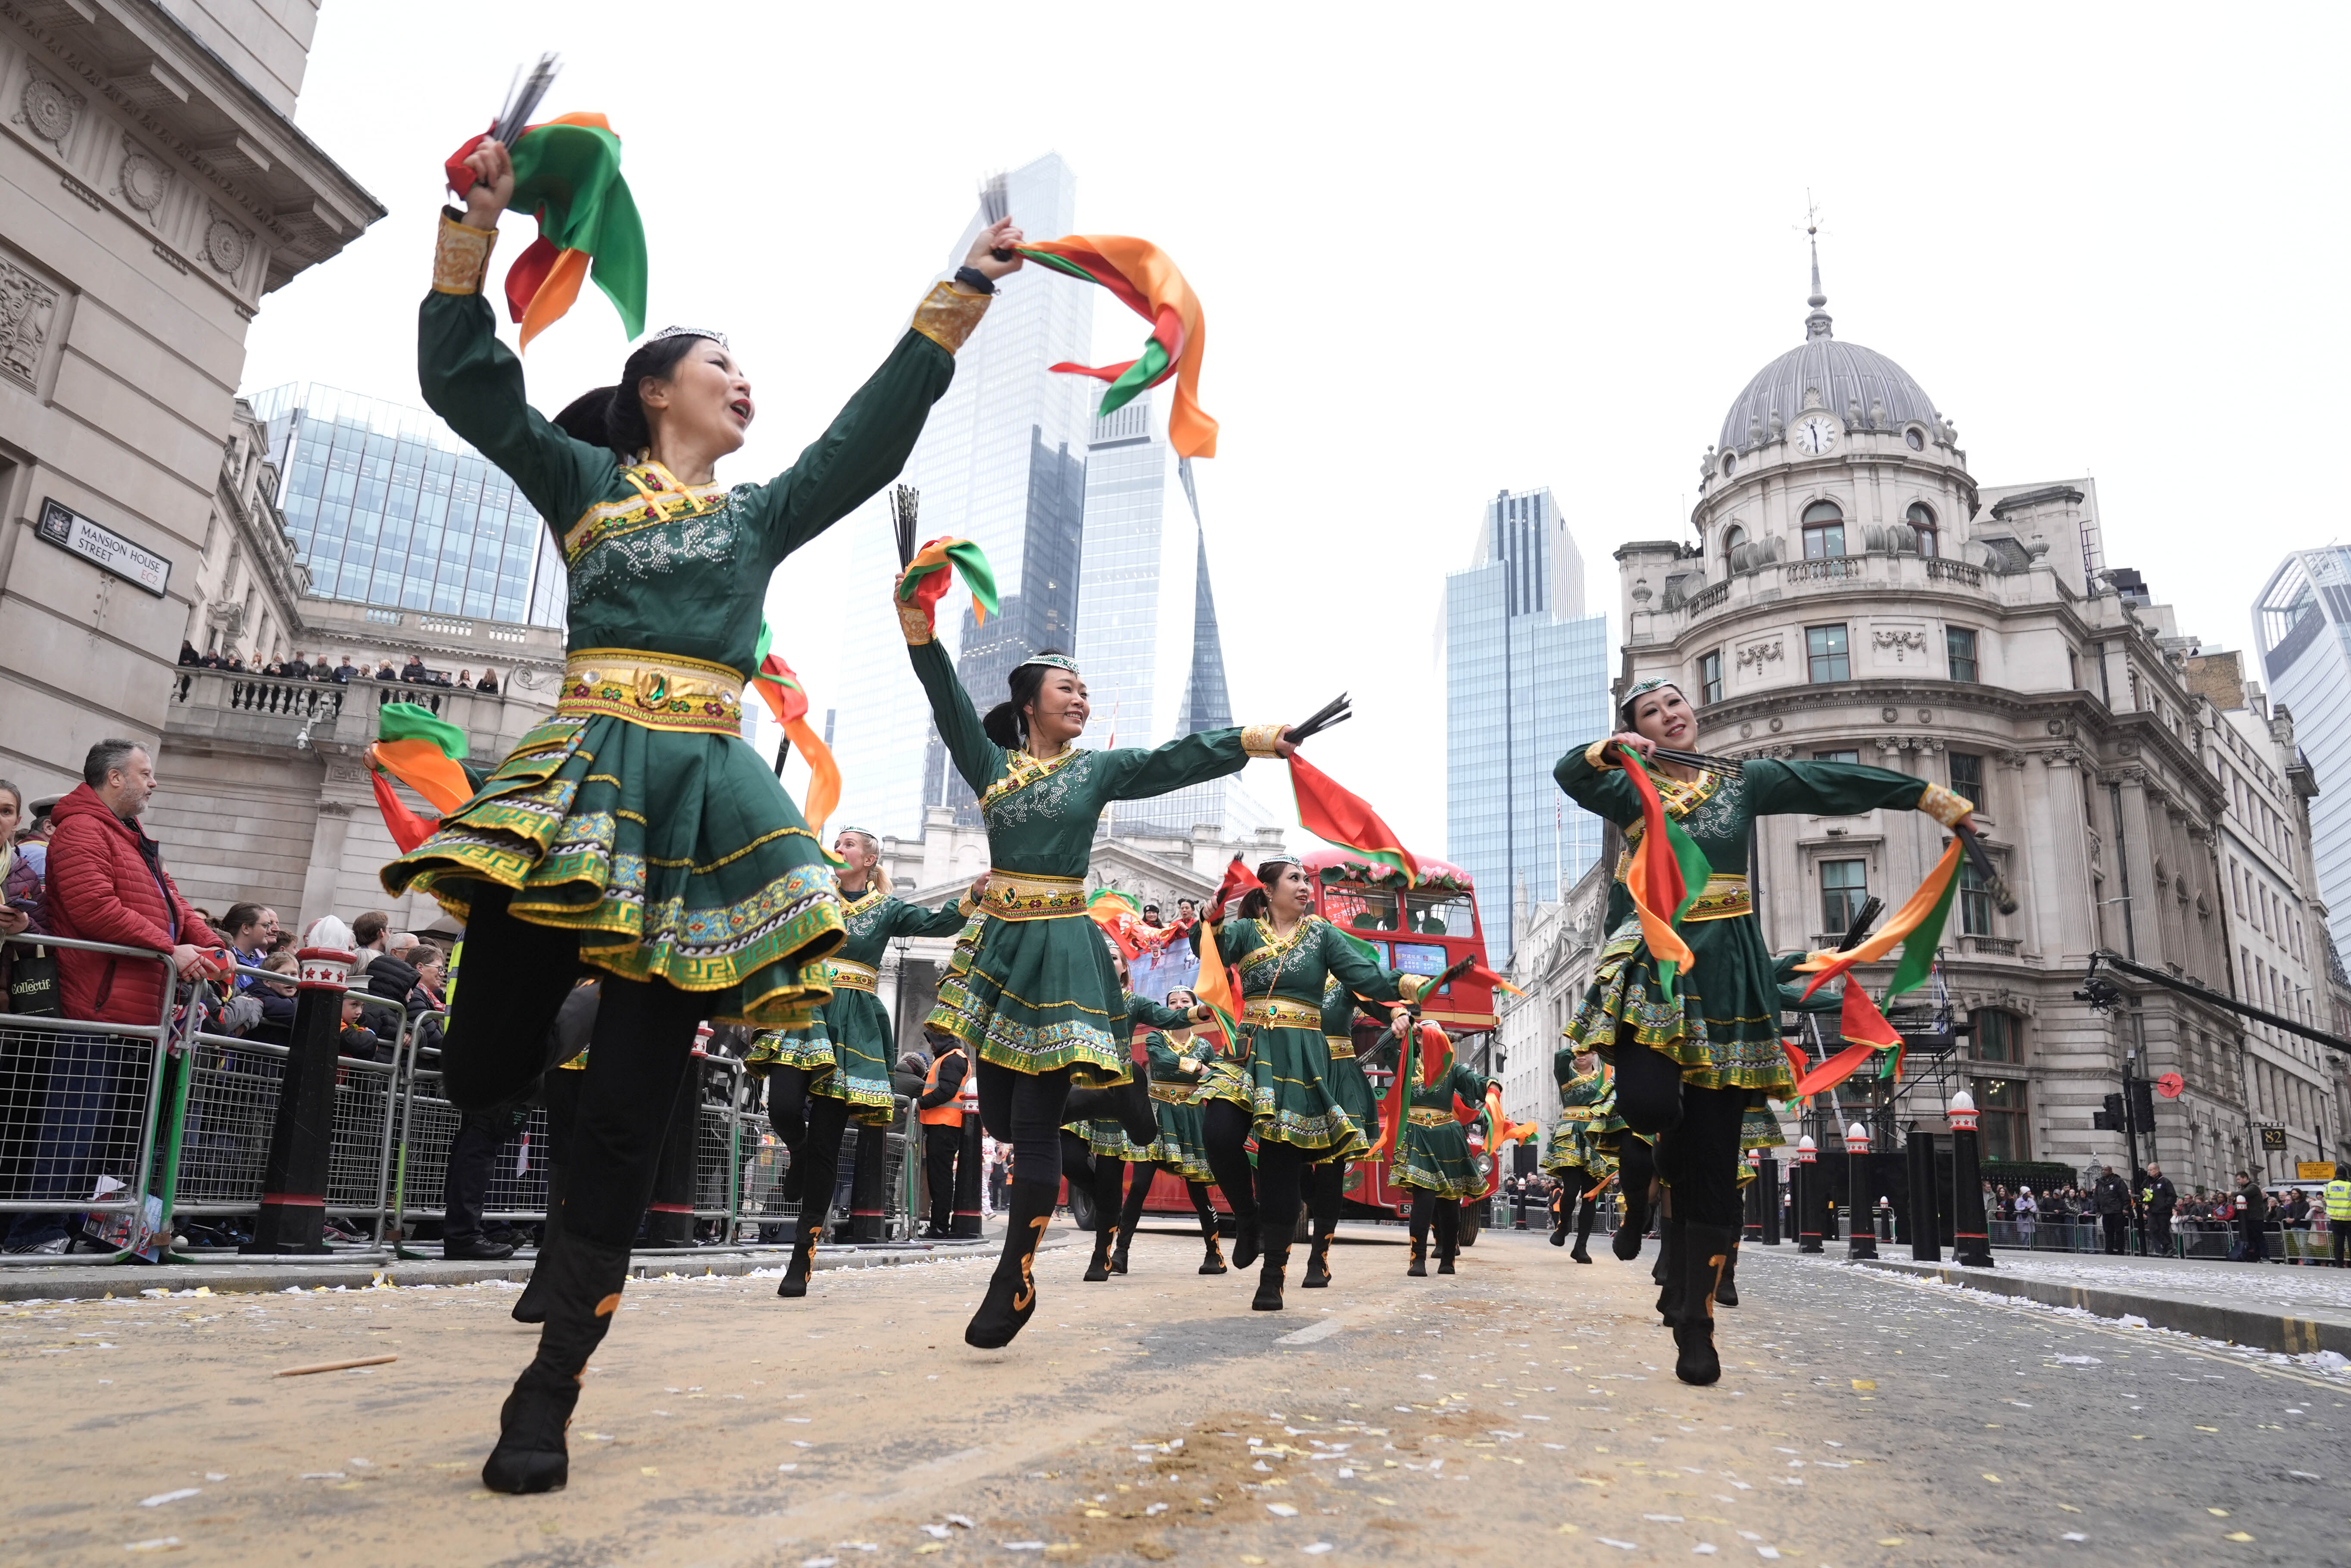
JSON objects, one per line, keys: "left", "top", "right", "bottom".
{"left": 177, "top": 641, "right": 200, "bottom": 668}
{"left": 400, "top": 655, "right": 428, "bottom": 684}
{"left": 333, "top": 654, "right": 359, "bottom": 684}
{"left": 474, "top": 668, "right": 499, "bottom": 695}
{"left": 5, "top": 740, "right": 221, "bottom": 1253}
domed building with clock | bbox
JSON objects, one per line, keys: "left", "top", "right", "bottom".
{"left": 1599, "top": 238, "right": 2308, "bottom": 1198}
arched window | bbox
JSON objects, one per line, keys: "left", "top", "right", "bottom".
{"left": 1720, "top": 523, "right": 1746, "bottom": 563}
{"left": 1801, "top": 500, "right": 1845, "bottom": 559}
{"left": 1907, "top": 501, "right": 1939, "bottom": 558}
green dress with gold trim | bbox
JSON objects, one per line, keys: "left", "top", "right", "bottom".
{"left": 1138, "top": 1027, "right": 1217, "bottom": 1181}
{"left": 1395, "top": 1055, "right": 1492, "bottom": 1200}
{"left": 1201, "top": 915, "right": 1421, "bottom": 1162}
{"left": 1554, "top": 747, "right": 1970, "bottom": 1093}
{"left": 908, "top": 636, "right": 1269, "bottom": 1082}
{"left": 1067, "top": 993, "right": 1199, "bottom": 1155}
{"left": 1319, "top": 977, "right": 1388, "bottom": 1154}
{"left": 384, "top": 276, "right": 985, "bottom": 1027}
{"left": 1543, "top": 1057, "right": 1622, "bottom": 1182}
{"left": 744, "top": 886, "right": 969, "bottom": 1123}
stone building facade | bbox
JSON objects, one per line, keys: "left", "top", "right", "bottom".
{"left": 1496, "top": 857, "right": 1610, "bottom": 1145}
{"left": 0, "top": 0, "right": 380, "bottom": 801}
{"left": 1603, "top": 252, "right": 2282, "bottom": 1192}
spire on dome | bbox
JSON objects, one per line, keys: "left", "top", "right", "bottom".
{"left": 1803, "top": 196, "right": 1833, "bottom": 341}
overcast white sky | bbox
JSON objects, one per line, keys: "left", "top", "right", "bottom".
{"left": 241, "top": 3, "right": 2351, "bottom": 856}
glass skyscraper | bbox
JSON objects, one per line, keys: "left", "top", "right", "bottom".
{"left": 2254, "top": 546, "right": 2351, "bottom": 955}
{"left": 829, "top": 153, "right": 1094, "bottom": 838}
{"left": 248, "top": 382, "right": 566, "bottom": 628}
{"left": 1443, "top": 486, "right": 1609, "bottom": 959}
{"left": 1072, "top": 391, "right": 1267, "bottom": 837}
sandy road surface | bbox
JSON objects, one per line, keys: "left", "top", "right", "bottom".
{"left": 3, "top": 1229, "right": 2345, "bottom": 1565}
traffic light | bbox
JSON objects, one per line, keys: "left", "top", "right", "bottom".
{"left": 2092, "top": 1093, "right": 2126, "bottom": 1131}
{"left": 2128, "top": 1080, "right": 2155, "bottom": 1127}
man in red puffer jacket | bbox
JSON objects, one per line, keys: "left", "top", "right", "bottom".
{"left": 4, "top": 740, "right": 219, "bottom": 1254}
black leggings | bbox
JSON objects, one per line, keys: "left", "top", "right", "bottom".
{"left": 974, "top": 1057, "right": 1074, "bottom": 1185}
{"left": 1611, "top": 1037, "right": 1749, "bottom": 1231}
{"left": 1306, "top": 1159, "right": 1345, "bottom": 1225}
{"left": 1202, "top": 1099, "right": 1257, "bottom": 1221}
{"left": 1409, "top": 1189, "right": 1459, "bottom": 1252}
{"left": 439, "top": 885, "right": 709, "bottom": 1251}
{"left": 1256, "top": 1140, "right": 1307, "bottom": 1252}
{"left": 1116, "top": 1160, "right": 1219, "bottom": 1236}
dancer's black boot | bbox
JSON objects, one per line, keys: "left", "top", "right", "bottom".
{"left": 1083, "top": 1225, "right": 1115, "bottom": 1282}
{"left": 1549, "top": 1194, "right": 1568, "bottom": 1248}
{"left": 1191, "top": 1185, "right": 1227, "bottom": 1274}
{"left": 966, "top": 1179, "right": 1056, "bottom": 1350}
{"left": 1672, "top": 1223, "right": 1735, "bottom": 1386}
{"left": 776, "top": 1202, "right": 826, "bottom": 1299}
{"left": 1407, "top": 1191, "right": 1431, "bottom": 1277}
{"left": 1252, "top": 1235, "right": 1290, "bottom": 1310}
{"left": 1301, "top": 1218, "right": 1335, "bottom": 1288}
{"left": 1569, "top": 1190, "right": 1595, "bottom": 1265}
{"left": 1655, "top": 1215, "right": 1686, "bottom": 1326}
{"left": 1715, "top": 1239, "right": 1740, "bottom": 1307}
{"left": 1231, "top": 1215, "right": 1261, "bottom": 1272}
{"left": 482, "top": 1233, "right": 631, "bottom": 1494}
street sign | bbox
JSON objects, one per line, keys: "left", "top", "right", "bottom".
{"left": 2259, "top": 1127, "right": 2288, "bottom": 1152}
{"left": 2298, "top": 1161, "right": 2337, "bottom": 1181}
{"left": 35, "top": 497, "right": 171, "bottom": 597}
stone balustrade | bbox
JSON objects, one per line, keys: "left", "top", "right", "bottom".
{"left": 165, "top": 669, "right": 552, "bottom": 756}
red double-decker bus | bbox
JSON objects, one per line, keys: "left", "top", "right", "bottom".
{"left": 1137, "top": 849, "right": 1499, "bottom": 1227}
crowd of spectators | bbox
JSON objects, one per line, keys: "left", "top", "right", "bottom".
{"left": 176, "top": 642, "right": 499, "bottom": 693}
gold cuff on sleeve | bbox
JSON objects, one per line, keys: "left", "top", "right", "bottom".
{"left": 897, "top": 601, "right": 935, "bottom": 647}
{"left": 1585, "top": 739, "right": 1622, "bottom": 771}
{"left": 910, "top": 281, "right": 992, "bottom": 355}
{"left": 1918, "top": 782, "right": 1975, "bottom": 827}
{"left": 432, "top": 209, "right": 498, "bottom": 296}
{"left": 1397, "top": 974, "right": 1428, "bottom": 1003}
{"left": 1241, "top": 723, "right": 1288, "bottom": 759}
{"left": 957, "top": 889, "right": 980, "bottom": 918}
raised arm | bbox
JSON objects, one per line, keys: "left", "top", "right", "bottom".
{"left": 1744, "top": 758, "right": 1971, "bottom": 825}
{"left": 1125, "top": 993, "right": 1194, "bottom": 1033}
{"left": 904, "top": 636, "right": 1004, "bottom": 797}
{"left": 889, "top": 896, "right": 978, "bottom": 941}
{"left": 1096, "top": 725, "right": 1272, "bottom": 804}
{"left": 1318, "top": 922, "right": 1428, "bottom": 1011}
{"left": 1553, "top": 740, "right": 1647, "bottom": 828}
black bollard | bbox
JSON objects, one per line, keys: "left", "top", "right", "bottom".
{"left": 645, "top": 1051, "right": 702, "bottom": 1247}
{"left": 244, "top": 946, "right": 353, "bottom": 1254}
{"left": 1845, "top": 1123, "right": 1877, "bottom": 1260}
{"left": 1795, "top": 1137, "right": 1822, "bottom": 1252}
{"left": 1744, "top": 1151, "right": 1765, "bottom": 1242}
{"left": 1760, "top": 1157, "right": 1781, "bottom": 1244}
{"left": 1907, "top": 1129, "right": 1942, "bottom": 1262}
{"left": 850, "top": 1107, "right": 891, "bottom": 1242}
{"left": 1948, "top": 1091, "right": 1994, "bottom": 1267}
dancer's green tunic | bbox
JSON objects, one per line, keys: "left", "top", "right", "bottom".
{"left": 907, "top": 636, "right": 1279, "bottom": 1082}
{"left": 1554, "top": 746, "right": 1973, "bottom": 1092}
{"left": 1198, "top": 915, "right": 1424, "bottom": 1161}
{"left": 1394, "top": 1055, "right": 1492, "bottom": 1200}
{"left": 1137, "top": 1027, "right": 1217, "bottom": 1181}
{"left": 1067, "top": 993, "right": 1200, "bottom": 1155}
{"left": 1543, "top": 1056, "right": 1622, "bottom": 1182}
{"left": 386, "top": 262, "right": 991, "bottom": 1026}
{"left": 745, "top": 886, "right": 969, "bottom": 1122}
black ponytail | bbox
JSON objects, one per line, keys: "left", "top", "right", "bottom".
{"left": 981, "top": 650, "right": 1071, "bottom": 750}
{"left": 1237, "top": 856, "right": 1302, "bottom": 922}
{"left": 552, "top": 333, "right": 708, "bottom": 457}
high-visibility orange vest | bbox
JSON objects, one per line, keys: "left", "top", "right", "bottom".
{"left": 919, "top": 1047, "right": 967, "bottom": 1127}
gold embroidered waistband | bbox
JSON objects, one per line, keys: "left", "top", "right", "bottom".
{"left": 826, "top": 959, "right": 878, "bottom": 993}
{"left": 1609, "top": 859, "right": 1752, "bottom": 922}
{"left": 1243, "top": 997, "right": 1322, "bottom": 1028}
{"left": 1408, "top": 1106, "right": 1457, "bottom": 1128}
{"left": 1149, "top": 1081, "right": 1199, "bottom": 1104}
{"left": 1325, "top": 1035, "right": 1357, "bottom": 1060}
{"left": 561, "top": 648, "right": 745, "bottom": 735}
{"left": 980, "top": 869, "right": 1088, "bottom": 921}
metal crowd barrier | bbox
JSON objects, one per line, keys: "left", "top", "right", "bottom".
{"left": 1983, "top": 1216, "right": 2338, "bottom": 1260}
{"left": 0, "top": 930, "right": 929, "bottom": 1264}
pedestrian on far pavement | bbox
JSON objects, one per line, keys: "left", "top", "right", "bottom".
{"left": 2325, "top": 1170, "right": 2351, "bottom": 1268}
{"left": 2093, "top": 1165, "right": 2130, "bottom": 1254}
{"left": 2142, "top": 1164, "right": 2177, "bottom": 1257}
{"left": 2232, "top": 1169, "right": 2269, "bottom": 1263}
{"left": 2016, "top": 1187, "right": 2038, "bottom": 1249}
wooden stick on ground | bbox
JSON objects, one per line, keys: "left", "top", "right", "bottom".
{"left": 274, "top": 1354, "right": 398, "bottom": 1378}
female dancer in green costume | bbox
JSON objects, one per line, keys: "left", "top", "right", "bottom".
{"left": 387, "top": 134, "right": 1017, "bottom": 1491}
{"left": 1555, "top": 677, "right": 1974, "bottom": 1384}
{"left": 898, "top": 616, "right": 1293, "bottom": 1347}
{"left": 1066, "top": 969, "right": 1207, "bottom": 1282}
{"left": 1196, "top": 857, "right": 1429, "bottom": 1310}
{"left": 1391, "top": 1020, "right": 1491, "bottom": 1277}
{"left": 1543, "top": 1046, "right": 1620, "bottom": 1263}
{"left": 1102, "top": 987, "right": 1230, "bottom": 1276}
{"left": 752, "top": 828, "right": 976, "bottom": 1299}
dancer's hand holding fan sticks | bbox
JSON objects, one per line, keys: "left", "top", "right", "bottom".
{"left": 1951, "top": 819, "right": 2018, "bottom": 914}
{"left": 1284, "top": 692, "right": 1353, "bottom": 747}
{"left": 979, "top": 172, "right": 1015, "bottom": 261}
{"left": 1648, "top": 744, "right": 1746, "bottom": 777}
{"left": 1836, "top": 894, "right": 1884, "bottom": 954}
{"left": 893, "top": 535, "right": 1000, "bottom": 641}
{"left": 491, "top": 53, "right": 561, "bottom": 149}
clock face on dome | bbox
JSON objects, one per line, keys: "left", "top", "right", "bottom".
{"left": 1793, "top": 415, "right": 1840, "bottom": 456}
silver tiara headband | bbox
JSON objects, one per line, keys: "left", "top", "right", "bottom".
{"left": 1020, "top": 653, "right": 1082, "bottom": 676}
{"left": 650, "top": 324, "right": 728, "bottom": 349}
